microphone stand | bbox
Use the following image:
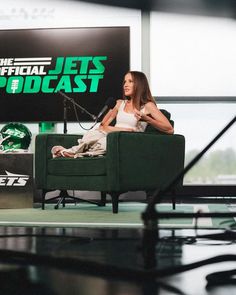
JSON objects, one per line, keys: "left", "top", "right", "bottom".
{"left": 63, "top": 98, "right": 68, "bottom": 134}
{"left": 59, "top": 91, "right": 97, "bottom": 134}
{"left": 54, "top": 91, "right": 101, "bottom": 209}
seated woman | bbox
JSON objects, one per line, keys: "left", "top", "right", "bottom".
{"left": 52, "top": 70, "right": 174, "bottom": 158}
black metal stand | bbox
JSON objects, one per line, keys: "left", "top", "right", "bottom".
{"left": 63, "top": 97, "right": 68, "bottom": 135}
{"left": 52, "top": 92, "right": 102, "bottom": 209}
{"left": 59, "top": 91, "right": 96, "bottom": 123}
{"left": 54, "top": 190, "right": 106, "bottom": 210}
{"left": 141, "top": 115, "right": 236, "bottom": 269}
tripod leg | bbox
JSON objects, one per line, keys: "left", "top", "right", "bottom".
{"left": 54, "top": 190, "right": 68, "bottom": 209}
{"left": 55, "top": 197, "right": 64, "bottom": 209}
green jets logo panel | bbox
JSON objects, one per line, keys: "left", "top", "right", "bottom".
{"left": 0, "top": 56, "right": 107, "bottom": 94}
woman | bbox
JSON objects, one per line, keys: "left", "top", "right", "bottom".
{"left": 52, "top": 71, "right": 174, "bottom": 158}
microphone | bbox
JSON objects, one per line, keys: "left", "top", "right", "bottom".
{"left": 96, "top": 97, "right": 116, "bottom": 121}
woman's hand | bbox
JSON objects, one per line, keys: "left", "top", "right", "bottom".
{"left": 134, "top": 110, "right": 143, "bottom": 121}
{"left": 134, "top": 110, "right": 151, "bottom": 122}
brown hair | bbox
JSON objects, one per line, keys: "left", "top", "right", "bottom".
{"left": 123, "top": 71, "right": 155, "bottom": 109}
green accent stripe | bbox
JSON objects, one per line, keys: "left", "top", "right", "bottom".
{"left": 0, "top": 203, "right": 234, "bottom": 229}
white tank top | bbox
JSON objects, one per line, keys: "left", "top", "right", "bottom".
{"left": 115, "top": 100, "right": 147, "bottom": 132}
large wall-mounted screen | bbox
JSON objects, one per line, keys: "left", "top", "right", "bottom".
{"left": 0, "top": 27, "right": 130, "bottom": 122}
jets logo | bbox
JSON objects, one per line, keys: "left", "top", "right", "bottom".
{"left": 0, "top": 171, "right": 30, "bottom": 186}
{"left": 0, "top": 56, "right": 107, "bottom": 94}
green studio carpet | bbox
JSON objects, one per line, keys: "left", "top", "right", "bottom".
{"left": 0, "top": 202, "right": 235, "bottom": 229}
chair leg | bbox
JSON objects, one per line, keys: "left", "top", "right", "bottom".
{"left": 42, "top": 189, "right": 47, "bottom": 210}
{"left": 145, "top": 190, "right": 155, "bottom": 203}
{"left": 172, "top": 194, "right": 176, "bottom": 210}
{"left": 100, "top": 191, "right": 106, "bottom": 206}
{"left": 110, "top": 193, "right": 119, "bottom": 214}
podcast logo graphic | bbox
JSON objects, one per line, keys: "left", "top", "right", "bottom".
{"left": 0, "top": 56, "right": 107, "bottom": 94}
{"left": 0, "top": 170, "right": 30, "bottom": 187}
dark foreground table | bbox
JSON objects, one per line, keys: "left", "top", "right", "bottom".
{"left": 0, "top": 226, "right": 235, "bottom": 295}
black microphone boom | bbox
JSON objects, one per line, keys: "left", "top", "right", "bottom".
{"left": 96, "top": 97, "right": 116, "bottom": 121}
{"left": 58, "top": 91, "right": 97, "bottom": 120}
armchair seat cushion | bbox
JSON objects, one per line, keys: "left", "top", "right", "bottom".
{"left": 48, "top": 156, "right": 107, "bottom": 176}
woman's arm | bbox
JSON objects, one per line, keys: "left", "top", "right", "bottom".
{"left": 101, "top": 125, "right": 136, "bottom": 133}
{"left": 99, "top": 100, "right": 120, "bottom": 127}
{"left": 135, "top": 102, "right": 174, "bottom": 134}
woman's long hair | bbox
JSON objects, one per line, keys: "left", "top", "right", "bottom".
{"left": 123, "top": 71, "right": 155, "bottom": 109}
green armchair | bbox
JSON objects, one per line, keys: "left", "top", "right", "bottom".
{"left": 35, "top": 111, "right": 185, "bottom": 213}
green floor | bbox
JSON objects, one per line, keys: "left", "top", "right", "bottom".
{"left": 0, "top": 202, "right": 235, "bottom": 229}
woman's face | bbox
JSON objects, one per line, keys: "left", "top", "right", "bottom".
{"left": 123, "top": 73, "right": 134, "bottom": 97}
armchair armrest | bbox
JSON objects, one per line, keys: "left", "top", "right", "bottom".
{"left": 35, "top": 133, "right": 82, "bottom": 188}
{"left": 106, "top": 131, "right": 185, "bottom": 192}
